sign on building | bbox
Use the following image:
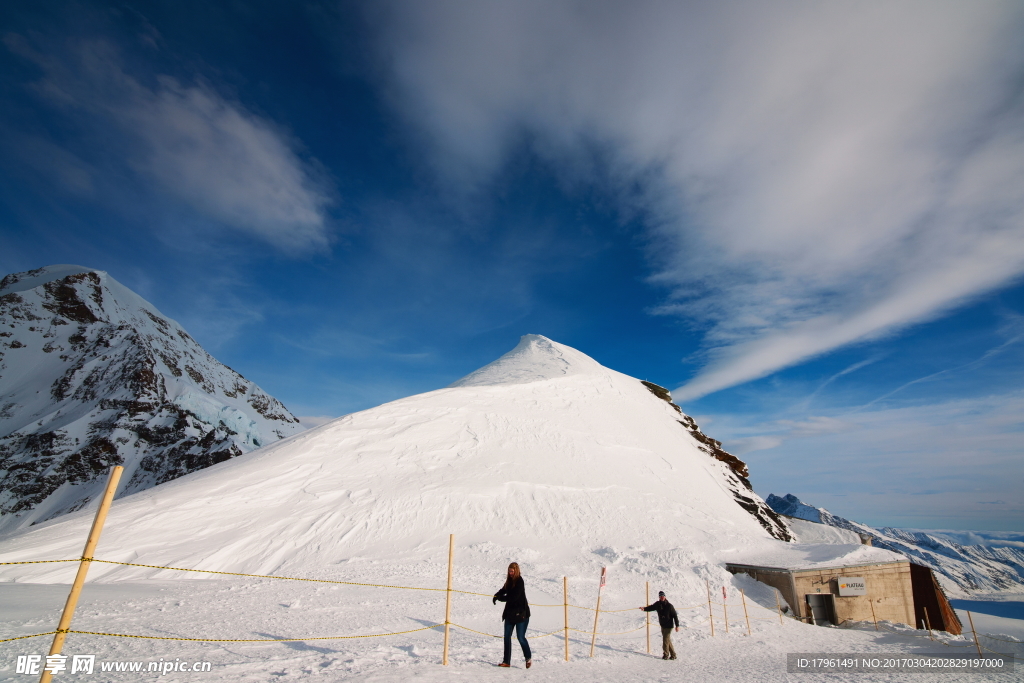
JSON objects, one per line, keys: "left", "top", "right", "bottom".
{"left": 837, "top": 576, "right": 866, "bottom": 596}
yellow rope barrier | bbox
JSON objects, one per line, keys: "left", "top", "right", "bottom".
{"left": 8, "top": 620, "right": 1010, "bottom": 663}
{"left": 24, "top": 546, "right": 1002, "bottom": 667}
{"left": 531, "top": 627, "right": 567, "bottom": 639}
{"left": 2, "top": 555, "right": 798, "bottom": 647}
{"left": 568, "top": 602, "right": 705, "bottom": 613}
{"left": 570, "top": 623, "right": 647, "bottom": 636}
{"left": 446, "top": 623, "right": 500, "bottom": 639}
{"left": 0, "top": 631, "right": 58, "bottom": 643}
{"left": 87, "top": 559, "right": 448, "bottom": 592}
{"left": 978, "top": 633, "right": 1024, "bottom": 644}
{"left": 64, "top": 625, "right": 442, "bottom": 642}
{"left": 875, "top": 623, "right": 977, "bottom": 647}
{"left": 748, "top": 604, "right": 783, "bottom": 614}
{"left": 452, "top": 594, "right": 694, "bottom": 613}
{"left": 5, "top": 556, "right": 717, "bottom": 617}
{"left": 445, "top": 624, "right": 565, "bottom": 640}
{"left": 978, "top": 642, "right": 1023, "bottom": 661}
{"left": 443, "top": 622, "right": 649, "bottom": 639}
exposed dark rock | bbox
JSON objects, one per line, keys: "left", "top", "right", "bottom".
{"left": 641, "top": 380, "right": 682, "bottom": 413}
{"left": 41, "top": 274, "right": 101, "bottom": 324}
{"left": 248, "top": 392, "right": 299, "bottom": 423}
{"left": 641, "top": 379, "right": 792, "bottom": 542}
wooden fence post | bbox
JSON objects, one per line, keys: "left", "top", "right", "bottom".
{"left": 706, "top": 580, "right": 715, "bottom": 636}
{"left": 40, "top": 466, "right": 123, "bottom": 683}
{"left": 967, "top": 611, "right": 983, "bottom": 658}
{"left": 722, "top": 586, "right": 729, "bottom": 634}
{"left": 645, "top": 581, "right": 651, "bottom": 654}
{"left": 870, "top": 600, "right": 878, "bottom": 631}
{"left": 563, "top": 576, "right": 569, "bottom": 662}
{"left": 589, "top": 567, "right": 605, "bottom": 657}
{"left": 775, "top": 589, "right": 783, "bottom": 625}
{"left": 741, "top": 589, "right": 751, "bottom": 636}
{"left": 442, "top": 534, "right": 453, "bottom": 665}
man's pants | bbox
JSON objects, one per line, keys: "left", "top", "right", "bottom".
{"left": 661, "top": 627, "right": 676, "bottom": 659}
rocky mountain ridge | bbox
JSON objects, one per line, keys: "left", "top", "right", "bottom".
{"left": 767, "top": 493, "right": 1024, "bottom": 596}
{"left": 640, "top": 380, "right": 792, "bottom": 542}
{"left": 0, "top": 265, "right": 302, "bottom": 534}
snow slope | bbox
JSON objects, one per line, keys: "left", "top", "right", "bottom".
{"left": 787, "top": 517, "right": 865, "bottom": 545}
{"left": 0, "top": 335, "right": 804, "bottom": 579}
{"left": 767, "top": 494, "right": 1024, "bottom": 597}
{"left": 0, "top": 265, "right": 302, "bottom": 534}
{"left": 2, "top": 336, "right": 1009, "bottom": 681}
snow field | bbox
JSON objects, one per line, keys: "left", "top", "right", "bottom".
{"left": 952, "top": 609, "right": 1024, "bottom": 663}
{"left": 2, "top": 575, "right": 1015, "bottom": 682}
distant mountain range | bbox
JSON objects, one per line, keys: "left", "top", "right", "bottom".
{"left": 0, "top": 265, "right": 303, "bottom": 534}
{"left": 767, "top": 493, "right": 1024, "bottom": 596}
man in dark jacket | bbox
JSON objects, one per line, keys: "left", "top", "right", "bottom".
{"left": 640, "top": 591, "right": 679, "bottom": 659}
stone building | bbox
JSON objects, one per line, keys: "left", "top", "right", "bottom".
{"left": 726, "top": 559, "right": 914, "bottom": 627}
{"left": 726, "top": 558, "right": 961, "bottom": 634}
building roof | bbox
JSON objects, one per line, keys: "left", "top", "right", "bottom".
{"left": 724, "top": 542, "right": 905, "bottom": 572}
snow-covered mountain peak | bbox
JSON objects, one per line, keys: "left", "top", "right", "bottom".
{"left": 0, "top": 264, "right": 99, "bottom": 294}
{"left": 449, "top": 334, "right": 605, "bottom": 387}
{"left": 766, "top": 493, "right": 830, "bottom": 523}
{"left": 0, "top": 265, "right": 302, "bottom": 534}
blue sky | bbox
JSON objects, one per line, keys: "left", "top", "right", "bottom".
{"left": 2, "top": 1, "right": 1022, "bottom": 531}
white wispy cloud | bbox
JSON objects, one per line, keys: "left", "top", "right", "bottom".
{"left": 5, "top": 35, "right": 332, "bottom": 252}
{"left": 369, "top": 0, "right": 1024, "bottom": 398}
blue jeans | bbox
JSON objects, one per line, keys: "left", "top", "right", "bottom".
{"left": 503, "top": 617, "right": 531, "bottom": 664}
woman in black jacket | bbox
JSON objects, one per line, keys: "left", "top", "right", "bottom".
{"left": 493, "top": 562, "right": 532, "bottom": 668}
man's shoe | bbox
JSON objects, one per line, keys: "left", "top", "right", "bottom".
{"left": 498, "top": 663, "right": 511, "bottom": 667}
{"left": 670, "top": 655, "right": 677, "bottom": 660}
{"left": 526, "top": 660, "right": 532, "bottom": 669}
{"left": 662, "top": 655, "right": 669, "bottom": 660}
